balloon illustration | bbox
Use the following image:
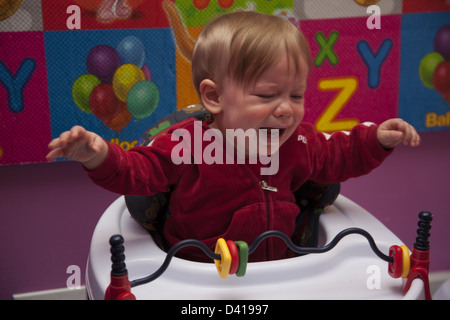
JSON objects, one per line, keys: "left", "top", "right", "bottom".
{"left": 142, "top": 64, "right": 151, "bottom": 81}
{"left": 112, "top": 63, "right": 146, "bottom": 102}
{"left": 72, "top": 35, "right": 161, "bottom": 133}
{"left": 89, "top": 83, "right": 121, "bottom": 121}
{"left": 72, "top": 74, "right": 101, "bottom": 113}
{"left": 127, "top": 81, "right": 160, "bottom": 120}
{"left": 433, "top": 61, "right": 450, "bottom": 102}
{"left": 116, "top": 35, "right": 145, "bottom": 68}
{"left": 434, "top": 25, "right": 450, "bottom": 61}
{"left": 419, "top": 25, "right": 450, "bottom": 103}
{"left": 104, "top": 101, "right": 132, "bottom": 133}
{"left": 87, "top": 45, "right": 121, "bottom": 84}
{"left": 419, "top": 52, "right": 444, "bottom": 89}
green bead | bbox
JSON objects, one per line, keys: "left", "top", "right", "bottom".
{"left": 234, "top": 241, "right": 248, "bottom": 277}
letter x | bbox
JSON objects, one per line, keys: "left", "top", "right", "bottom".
{"left": 314, "top": 31, "right": 339, "bottom": 67}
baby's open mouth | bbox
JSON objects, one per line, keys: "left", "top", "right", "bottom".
{"left": 260, "top": 127, "right": 286, "bottom": 140}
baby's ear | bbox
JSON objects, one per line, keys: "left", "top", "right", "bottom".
{"left": 200, "top": 79, "right": 222, "bottom": 115}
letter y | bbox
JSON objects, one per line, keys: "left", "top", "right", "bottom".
{"left": 0, "top": 58, "right": 37, "bottom": 113}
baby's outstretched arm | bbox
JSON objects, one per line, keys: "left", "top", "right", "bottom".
{"left": 46, "top": 126, "right": 108, "bottom": 170}
{"left": 377, "top": 118, "right": 420, "bottom": 149}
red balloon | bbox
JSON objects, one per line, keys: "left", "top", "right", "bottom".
{"left": 443, "top": 92, "right": 450, "bottom": 104}
{"left": 89, "top": 83, "right": 121, "bottom": 121}
{"left": 104, "top": 101, "right": 132, "bottom": 133}
{"left": 433, "top": 61, "right": 450, "bottom": 95}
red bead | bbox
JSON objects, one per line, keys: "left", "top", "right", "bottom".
{"left": 226, "top": 240, "right": 239, "bottom": 275}
{"left": 388, "top": 245, "right": 403, "bottom": 278}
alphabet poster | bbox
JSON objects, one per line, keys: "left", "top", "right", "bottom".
{"left": 0, "top": 0, "right": 449, "bottom": 165}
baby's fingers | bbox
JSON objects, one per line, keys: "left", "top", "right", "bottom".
{"left": 400, "top": 122, "right": 411, "bottom": 145}
{"left": 46, "top": 147, "right": 64, "bottom": 161}
{"left": 88, "top": 134, "right": 105, "bottom": 154}
{"left": 401, "top": 123, "right": 420, "bottom": 147}
{"left": 412, "top": 130, "right": 421, "bottom": 147}
{"left": 63, "top": 126, "right": 86, "bottom": 143}
{"left": 47, "top": 137, "right": 61, "bottom": 150}
{"left": 48, "top": 126, "right": 85, "bottom": 147}
{"left": 378, "top": 119, "right": 420, "bottom": 149}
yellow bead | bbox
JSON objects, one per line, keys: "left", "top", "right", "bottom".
{"left": 214, "top": 238, "right": 231, "bottom": 279}
{"left": 400, "top": 245, "right": 410, "bottom": 278}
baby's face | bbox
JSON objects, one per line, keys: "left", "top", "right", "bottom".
{"left": 212, "top": 54, "right": 308, "bottom": 156}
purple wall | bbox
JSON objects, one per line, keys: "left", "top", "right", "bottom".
{"left": 1, "top": 130, "right": 449, "bottom": 300}
{"left": 340, "top": 129, "right": 450, "bottom": 275}
{"left": 0, "top": 161, "right": 117, "bottom": 299}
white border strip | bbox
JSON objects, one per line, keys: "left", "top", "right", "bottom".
{"left": 13, "top": 286, "right": 86, "bottom": 300}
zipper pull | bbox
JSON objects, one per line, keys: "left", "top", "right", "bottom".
{"left": 260, "top": 180, "right": 278, "bottom": 192}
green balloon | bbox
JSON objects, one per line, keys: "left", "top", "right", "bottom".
{"left": 126, "top": 81, "right": 160, "bottom": 119}
{"left": 72, "top": 74, "right": 101, "bottom": 113}
{"left": 419, "top": 52, "right": 444, "bottom": 89}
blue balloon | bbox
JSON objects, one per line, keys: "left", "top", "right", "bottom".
{"left": 116, "top": 36, "right": 146, "bottom": 68}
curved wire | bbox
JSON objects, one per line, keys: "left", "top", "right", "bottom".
{"left": 131, "top": 239, "right": 221, "bottom": 288}
{"left": 130, "top": 227, "right": 393, "bottom": 288}
{"left": 248, "top": 228, "right": 393, "bottom": 263}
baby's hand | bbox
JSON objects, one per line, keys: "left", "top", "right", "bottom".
{"left": 46, "top": 126, "right": 108, "bottom": 170}
{"left": 377, "top": 118, "right": 420, "bottom": 149}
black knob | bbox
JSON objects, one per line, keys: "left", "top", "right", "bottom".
{"left": 109, "top": 234, "right": 127, "bottom": 277}
{"left": 414, "top": 211, "right": 433, "bottom": 251}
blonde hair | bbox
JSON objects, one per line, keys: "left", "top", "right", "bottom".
{"left": 192, "top": 11, "right": 312, "bottom": 95}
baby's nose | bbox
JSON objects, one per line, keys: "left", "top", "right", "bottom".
{"left": 274, "top": 101, "right": 294, "bottom": 118}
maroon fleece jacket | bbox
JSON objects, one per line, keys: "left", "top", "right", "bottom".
{"left": 87, "top": 118, "right": 392, "bottom": 262}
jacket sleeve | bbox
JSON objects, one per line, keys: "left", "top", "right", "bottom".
{"left": 85, "top": 134, "right": 185, "bottom": 196}
{"left": 307, "top": 123, "right": 393, "bottom": 184}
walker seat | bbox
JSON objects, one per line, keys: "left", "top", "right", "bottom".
{"left": 86, "top": 194, "right": 428, "bottom": 299}
{"left": 85, "top": 106, "right": 431, "bottom": 299}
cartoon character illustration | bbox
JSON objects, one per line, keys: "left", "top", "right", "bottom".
{"left": 192, "top": 0, "right": 234, "bottom": 10}
{"left": 97, "top": 0, "right": 131, "bottom": 23}
{"left": 71, "top": 0, "right": 146, "bottom": 23}
{"left": 162, "top": 1, "right": 297, "bottom": 63}
{"left": 163, "top": 1, "right": 196, "bottom": 62}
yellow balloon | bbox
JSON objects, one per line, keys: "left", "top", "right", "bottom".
{"left": 112, "top": 64, "right": 145, "bottom": 102}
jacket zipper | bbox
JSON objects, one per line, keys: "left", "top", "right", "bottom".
{"left": 260, "top": 179, "right": 277, "bottom": 260}
{"left": 260, "top": 180, "right": 278, "bottom": 192}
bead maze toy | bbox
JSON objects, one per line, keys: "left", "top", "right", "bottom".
{"left": 86, "top": 195, "right": 433, "bottom": 300}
